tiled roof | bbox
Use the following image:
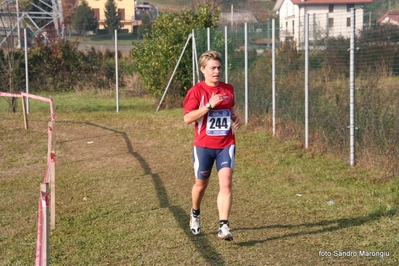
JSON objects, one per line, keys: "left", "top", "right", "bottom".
{"left": 273, "top": 0, "right": 373, "bottom": 12}
{"left": 377, "top": 11, "right": 399, "bottom": 23}
{"left": 291, "top": 0, "right": 372, "bottom": 4}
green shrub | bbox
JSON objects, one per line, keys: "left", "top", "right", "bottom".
{"left": 131, "top": 4, "right": 221, "bottom": 98}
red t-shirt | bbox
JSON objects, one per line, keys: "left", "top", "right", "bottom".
{"left": 183, "top": 81, "right": 236, "bottom": 149}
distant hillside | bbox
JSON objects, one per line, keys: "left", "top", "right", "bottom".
{"left": 147, "top": 0, "right": 193, "bottom": 13}
{"left": 146, "top": 0, "right": 266, "bottom": 13}
{"left": 146, "top": 0, "right": 396, "bottom": 23}
{"left": 146, "top": 0, "right": 275, "bottom": 21}
{"left": 366, "top": 0, "right": 399, "bottom": 21}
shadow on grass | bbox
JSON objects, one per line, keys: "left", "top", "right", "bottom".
{"left": 235, "top": 208, "right": 398, "bottom": 247}
{"left": 86, "top": 122, "right": 225, "bottom": 264}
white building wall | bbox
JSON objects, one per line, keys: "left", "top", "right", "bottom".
{"left": 279, "top": 0, "right": 296, "bottom": 41}
{"left": 279, "top": 1, "right": 365, "bottom": 45}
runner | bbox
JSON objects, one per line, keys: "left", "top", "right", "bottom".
{"left": 183, "top": 50, "right": 241, "bottom": 240}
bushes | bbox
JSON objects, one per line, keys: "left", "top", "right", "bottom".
{"left": 0, "top": 28, "right": 136, "bottom": 95}
{"left": 221, "top": 34, "right": 398, "bottom": 174}
{"left": 1, "top": 30, "right": 136, "bottom": 111}
{"left": 0, "top": 47, "right": 26, "bottom": 112}
{"left": 23, "top": 33, "right": 127, "bottom": 92}
{"left": 269, "top": 38, "right": 399, "bottom": 174}
{"left": 131, "top": 4, "right": 220, "bottom": 99}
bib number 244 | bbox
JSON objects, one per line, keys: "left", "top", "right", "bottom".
{"left": 206, "top": 110, "right": 231, "bottom": 136}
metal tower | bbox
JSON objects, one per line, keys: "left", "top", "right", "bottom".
{"left": 0, "top": 0, "right": 64, "bottom": 47}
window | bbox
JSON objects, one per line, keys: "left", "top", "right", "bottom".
{"left": 346, "top": 17, "right": 351, "bottom": 27}
{"left": 93, "top": 8, "right": 100, "bottom": 20}
{"left": 328, "top": 18, "right": 334, "bottom": 27}
{"left": 118, "top": 9, "right": 125, "bottom": 20}
{"left": 347, "top": 4, "right": 354, "bottom": 12}
{"left": 329, "top": 4, "right": 334, "bottom": 13}
{"left": 292, "top": 20, "right": 295, "bottom": 34}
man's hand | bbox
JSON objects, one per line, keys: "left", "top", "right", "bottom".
{"left": 231, "top": 114, "right": 241, "bottom": 129}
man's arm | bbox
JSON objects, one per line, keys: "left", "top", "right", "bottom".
{"left": 184, "top": 106, "right": 210, "bottom": 125}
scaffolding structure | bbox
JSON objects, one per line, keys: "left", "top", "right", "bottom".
{"left": 0, "top": 0, "right": 64, "bottom": 47}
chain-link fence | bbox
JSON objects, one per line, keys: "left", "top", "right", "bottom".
{"left": 193, "top": 9, "right": 399, "bottom": 175}
{"left": 1, "top": 8, "right": 397, "bottom": 174}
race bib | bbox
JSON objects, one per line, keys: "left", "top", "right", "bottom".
{"left": 206, "top": 109, "right": 231, "bottom": 136}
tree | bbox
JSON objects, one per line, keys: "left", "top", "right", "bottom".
{"left": 131, "top": 4, "right": 221, "bottom": 98}
{"left": 0, "top": 6, "right": 25, "bottom": 112}
{"left": 62, "top": 0, "right": 78, "bottom": 36}
{"left": 72, "top": 0, "right": 98, "bottom": 37}
{"left": 104, "top": 0, "right": 121, "bottom": 40}
{"left": 137, "top": 12, "right": 152, "bottom": 38}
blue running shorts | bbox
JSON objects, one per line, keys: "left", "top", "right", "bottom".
{"left": 192, "top": 145, "right": 236, "bottom": 180}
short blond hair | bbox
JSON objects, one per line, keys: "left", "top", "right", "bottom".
{"left": 199, "top": 50, "right": 222, "bottom": 69}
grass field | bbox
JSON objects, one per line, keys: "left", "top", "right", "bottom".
{"left": 1, "top": 91, "right": 398, "bottom": 265}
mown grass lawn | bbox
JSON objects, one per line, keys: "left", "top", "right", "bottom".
{"left": 0, "top": 91, "right": 398, "bottom": 265}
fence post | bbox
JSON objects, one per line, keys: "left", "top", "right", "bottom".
{"left": 305, "top": 14, "right": 309, "bottom": 149}
{"left": 115, "top": 29, "right": 119, "bottom": 113}
{"left": 50, "top": 150, "right": 56, "bottom": 230}
{"left": 272, "top": 19, "right": 276, "bottom": 136}
{"left": 244, "top": 23, "right": 248, "bottom": 124}
{"left": 47, "top": 121, "right": 56, "bottom": 229}
{"left": 192, "top": 30, "right": 199, "bottom": 83}
{"left": 192, "top": 29, "right": 196, "bottom": 86}
{"left": 349, "top": 8, "right": 356, "bottom": 166}
{"left": 225, "top": 26, "right": 228, "bottom": 83}
{"left": 207, "top": 27, "right": 211, "bottom": 50}
{"left": 42, "top": 183, "right": 49, "bottom": 266}
{"left": 24, "top": 28, "right": 30, "bottom": 114}
{"left": 36, "top": 183, "right": 49, "bottom": 266}
{"left": 21, "top": 95, "right": 28, "bottom": 129}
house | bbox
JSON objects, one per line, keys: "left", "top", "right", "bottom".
{"left": 85, "top": 0, "right": 158, "bottom": 33}
{"left": 86, "top": 0, "right": 134, "bottom": 32}
{"left": 273, "top": 0, "right": 373, "bottom": 45}
{"left": 135, "top": 2, "right": 159, "bottom": 21}
{"left": 377, "top": 11, "right": 399, "bottom": 26}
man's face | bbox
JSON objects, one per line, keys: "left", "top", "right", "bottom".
{"left": 202, "top": 59, "right": 221, "bottom": 86}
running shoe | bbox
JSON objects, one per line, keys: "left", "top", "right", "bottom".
{"left": 218, "top": 224, "right": 233, "bottom": 240}
{"left": 190, "top": 210, "right": 201, "bottom": 235}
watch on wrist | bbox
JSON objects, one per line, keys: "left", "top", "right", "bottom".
{"left": 206, "top": 103, "right": 212, "bottom": 110}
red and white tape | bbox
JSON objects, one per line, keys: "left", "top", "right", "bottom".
{"left": 1, "top": 91, "right": 56, "bottom": 265}
{"left": 0, "top": 92, "right": 22, "bottom": 97}
{"left": 20, "top": 92, "right": 52, "bottom": 103}
{"left": 35, "top": 196, "right": 43, "bottom": 265}
{"left": 1, "top": 92, "right": 55, "bottom": 121}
